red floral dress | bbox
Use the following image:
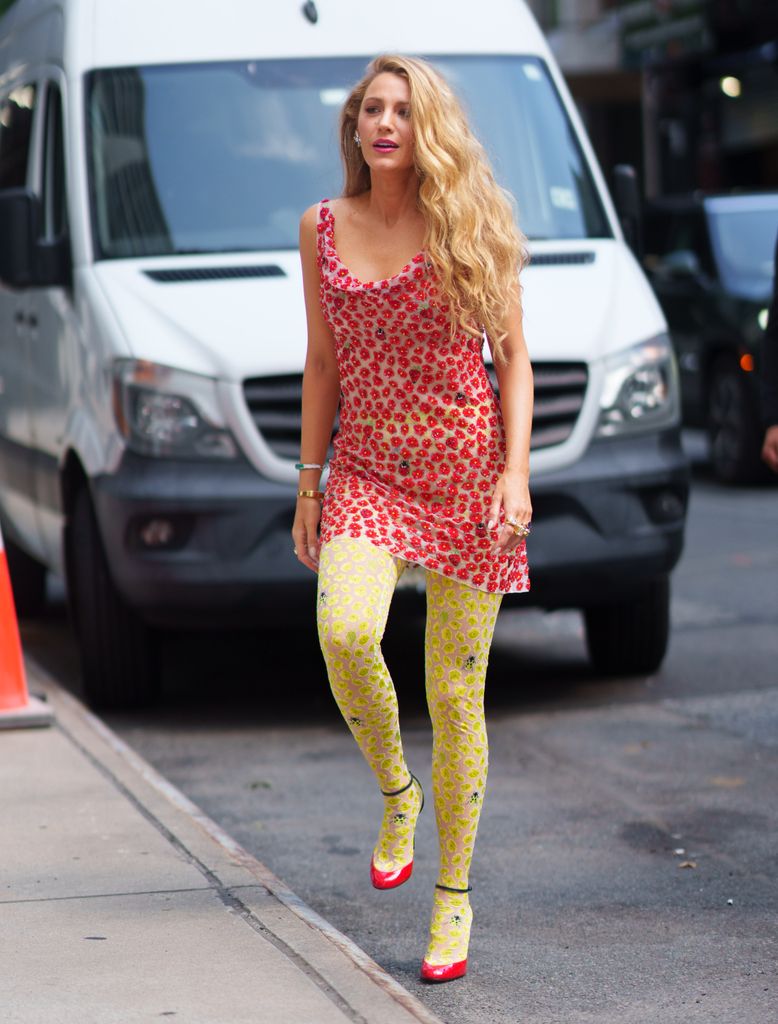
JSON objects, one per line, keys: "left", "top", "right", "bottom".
{"left": 316, "top": 198, "right": 529, "bottom": 595}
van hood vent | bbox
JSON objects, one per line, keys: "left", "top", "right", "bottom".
{"left": 143, "top": 265, "right": 286, "bottom": 283}
{"left": 529, "top": 252, "right": 596, "bottom": 265}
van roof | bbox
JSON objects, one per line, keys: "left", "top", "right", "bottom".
{"left": 1, "top": 0, "right": 551, "bottom": 74}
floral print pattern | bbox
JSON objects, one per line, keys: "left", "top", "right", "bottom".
{"left": 374, "top": 777, "right": 424, "bottom": 874}
{"left": 425, "top": 888, "right": 473, "bottom": 968}
{"left": 317, "top": 536, "right": 502, "bottom": 888}
{"left": 316, "top": 198, "right": 530, "bottom": 595}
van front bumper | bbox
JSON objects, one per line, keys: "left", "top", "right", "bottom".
{"left": 91, "top": 429, "right": 689, "bottom": 627}
{"left": 519, "top": 428, "right": 689, "bottom": 608}
{"left": 91, "top": 451, "right": 313, "bottom": 627}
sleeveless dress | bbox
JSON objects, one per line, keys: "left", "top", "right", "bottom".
{"left": 316, "top": 198, "right": 530, "bottom": 595}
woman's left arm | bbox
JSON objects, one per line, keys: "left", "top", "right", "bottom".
{"left": 486, "top": 285, "right": 534, "bottom": 554}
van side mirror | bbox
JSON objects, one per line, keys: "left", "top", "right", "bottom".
{"left": 612, "top": 164, "right": 643, "bottom": 262}
{"left": 0, "top": 188, "right": 71, "bottom": 289}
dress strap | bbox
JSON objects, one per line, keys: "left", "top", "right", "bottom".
{"left": 316, "top": 197, "right": 333, "bottom": 269}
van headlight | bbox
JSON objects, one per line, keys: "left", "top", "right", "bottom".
{"left": 112, "top": 360, "right": 238, "bottom": 459}
{"left": 596, "top": 333, "right": 680, "bottom": 438}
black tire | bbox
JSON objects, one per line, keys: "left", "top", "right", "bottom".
{"left": 68, "top": 486, "right": 160, "bottom": 709}
{"left": 584, "top": 576, "right": 670, "bottom": 676}
{"left": 3, "top": 534, "right": 47, "bottom": 618}
{"left": 708, "top": 358, "right": 769, "bottom": 484}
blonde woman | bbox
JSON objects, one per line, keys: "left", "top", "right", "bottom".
{"left": 292, "top": 54, "right": 533, "bottom": 983}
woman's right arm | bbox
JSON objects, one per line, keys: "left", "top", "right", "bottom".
{"left": 292, "top": 204, "right": 341, "bottom": 571}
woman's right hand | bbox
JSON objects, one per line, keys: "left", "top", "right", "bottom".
{"left": 292, "top": 497, "right": 322, "bottom": 572}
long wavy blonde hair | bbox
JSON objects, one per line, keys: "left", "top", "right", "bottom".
{"left": 339, "top": 54, "right": 530, "bottom": 364}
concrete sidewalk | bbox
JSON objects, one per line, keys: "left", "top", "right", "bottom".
{"left": 0, "top": 660, "right": 443, "bottom": 1024}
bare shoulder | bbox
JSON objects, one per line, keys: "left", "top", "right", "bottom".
{"left": 300, "top": 202, "right": 320, "bottom": 234}
{"left": 299, "top": 203, "right": 323, "bottom": 257}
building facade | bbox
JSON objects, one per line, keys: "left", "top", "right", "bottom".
{"left": 527, "top": 0, "right": 778, "bottom": 197}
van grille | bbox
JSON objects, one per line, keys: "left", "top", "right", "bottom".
{"left": 487, "top": 362, "right": 588, "bottom": 450}
{"left": 242, "top": 362, "right": 588, "bottom": 460}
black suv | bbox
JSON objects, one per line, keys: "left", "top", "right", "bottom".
{"left": 643, "top": 192, "right": 778, "bottom": 483}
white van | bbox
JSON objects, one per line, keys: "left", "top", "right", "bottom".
{"left": 0, "top": 0, "right": 689, "bottom": 707}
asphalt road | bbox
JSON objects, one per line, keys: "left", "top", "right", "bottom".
{"left": 21, "top": 433, "right": 778, "bottom": 1024}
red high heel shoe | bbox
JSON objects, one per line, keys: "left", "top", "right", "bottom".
{"left": 420, "top": 883, "right": 473, "bottom": 982}
{"left": 420, "top": 958, "right": 468, "bottom": 983}
{"left": 370, "top": 773, "right": 424, "bottom": 890}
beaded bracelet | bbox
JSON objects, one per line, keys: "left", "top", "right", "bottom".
{"left": 295, "top": 462, "right": 325, "bottom": 471}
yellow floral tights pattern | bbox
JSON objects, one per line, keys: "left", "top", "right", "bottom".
{"left": 316, "top": 536, "right": 502, "bottom": 967}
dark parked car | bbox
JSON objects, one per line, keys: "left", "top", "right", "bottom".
{"left": 643, "top": 191, "right": 778, "bottom": 483}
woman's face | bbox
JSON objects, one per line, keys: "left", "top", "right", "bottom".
{"left": 356, "top": 72, "right": 415, "bottom": 175}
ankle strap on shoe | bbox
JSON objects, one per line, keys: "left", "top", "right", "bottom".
{"left": 381, "top": 773, "right": 415, "bottom": 797}
{"left": 435, "top": 883, "right": 473, "bottom": 894}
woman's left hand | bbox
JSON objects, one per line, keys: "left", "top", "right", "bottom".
{"left": 487, "top": 471, "right": 533, "bottom": 555}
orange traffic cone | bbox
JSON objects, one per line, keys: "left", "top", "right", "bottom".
{"left": 0, "top": 526, "right": 53, "bottom": 728}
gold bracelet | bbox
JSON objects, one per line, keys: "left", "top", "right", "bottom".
{"left": 297, "top": 489, "right": 325, "bottom": 501}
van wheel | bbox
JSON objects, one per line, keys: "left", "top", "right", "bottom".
{"left": 68, "top": 486, "right": 160, "bottom": 710}
{"left": 583, "top": 576, "right": 670, "bottom": 676}
{"left": 708, "top": 358, "right": 768, "bottom": 484}
{"left": 3, "top": 534, "right": 47, "bottom": 617}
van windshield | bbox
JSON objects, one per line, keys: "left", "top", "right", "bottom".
{"left": 86, "top": 56, "right": 610, "bottom": 259}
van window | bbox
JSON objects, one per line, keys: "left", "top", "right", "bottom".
{"left": 0, "top": 83, "right": 37, "bottom": 189}
{"left": 41, "top": 83, "right": 67, "bottom": 239}
{"left": 86, "top": 57, "right": 610, "bottom": 259}
{"left": 438, "top": 56, "right": 609, "bottom": 243}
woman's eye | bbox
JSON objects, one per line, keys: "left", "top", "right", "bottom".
{"left": 365, "top": 105, "right": 380, "bottom": 114}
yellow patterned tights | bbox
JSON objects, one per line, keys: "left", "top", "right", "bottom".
{"left": 316, "top": 536, "right": 502, "bottom": 968}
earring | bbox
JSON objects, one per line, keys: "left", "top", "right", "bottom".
{"left": 354, "top": 130, "right": 361, "bottom": 146}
